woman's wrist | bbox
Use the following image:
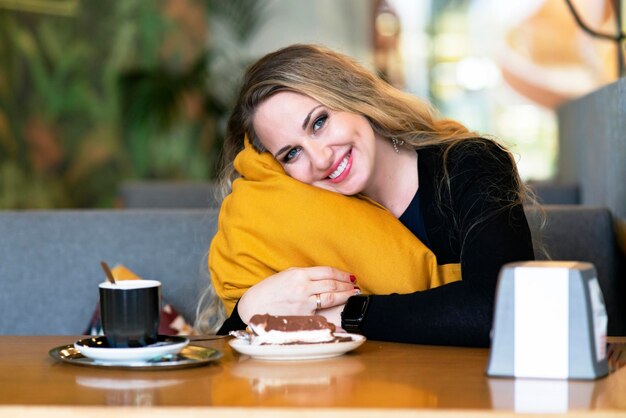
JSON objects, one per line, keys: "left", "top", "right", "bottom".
{"left": 237, "top": 291, "right": 253, "bottom": 324}
{"left": 341, "top": 295, "right": 371, "bottom": 334}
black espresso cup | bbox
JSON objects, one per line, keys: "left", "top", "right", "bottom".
{"left": 99, "top": 280, "right": 161, "bottom": 348}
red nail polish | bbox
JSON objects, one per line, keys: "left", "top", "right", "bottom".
{"left": 350, "top": 275, "right": 357, "bottom": 283}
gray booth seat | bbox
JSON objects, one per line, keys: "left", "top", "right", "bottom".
{"left": 0, "top": 206, "right": 624, "bottom": 336}
{"left": 118, "top": 181, "right": 220, "bottom": 209}
{"left": 0, "top": 209, "right": 217, "bottom": 335}
{"left": 526, "top": 205, "right": 625, "bottom": 336}
{"left": 526, "top": 181, "right": 581, "bottom": 205}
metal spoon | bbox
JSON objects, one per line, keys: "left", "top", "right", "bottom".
{"left": 100, "top": 261, "right": 116, "bottom": 284}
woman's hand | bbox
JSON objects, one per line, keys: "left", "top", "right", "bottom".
{"left": 237, "top": 266, "right": 358, "bottom": 324}
{"left": 316, "top": 304, "right": 346, "bottom": 331}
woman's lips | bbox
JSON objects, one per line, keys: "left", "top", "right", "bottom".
{"left": 327, "top": 150, "right": 352, "bottom": 184}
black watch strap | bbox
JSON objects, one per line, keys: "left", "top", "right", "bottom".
{"left": 341, "top": 295, "right": 370, "bottom": 333}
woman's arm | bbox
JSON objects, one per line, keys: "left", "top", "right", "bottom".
{"left": 217, "top": 266, "right": 357, "bottom": 334}
{"left": 359, "top": 141, "right": 535, "bottom": 347}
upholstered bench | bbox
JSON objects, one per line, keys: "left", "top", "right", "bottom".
{"left": 0, "top": 209, "right": 217, "bottom": 335}
{"left": 0, "top": 206, "right": 623, "bottom": 335}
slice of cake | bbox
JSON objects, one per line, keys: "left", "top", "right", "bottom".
{"left": 246, "top": 314, "right": 337, "bottom": 345}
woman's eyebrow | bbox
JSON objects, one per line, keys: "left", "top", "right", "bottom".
{"left": 302, "top": 105, "right": 323, "bottom": 130}
{"left": 274, "top": 145, "right": 291, "bottom": 159}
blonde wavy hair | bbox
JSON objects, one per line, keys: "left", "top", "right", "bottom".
{"left": 194, "top": 250, "right": 227, "bottom": 334}
{"left": 219, "top": 43, "right": 481, "bottom": 191}
{"left": 218, "top": 43, "right": 536, "bottom": 224}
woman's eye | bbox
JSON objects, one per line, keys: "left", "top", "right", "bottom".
{"left": 312, "top": 114, "right": 327, "bottom": 132}
{"left": 283, "top": 147, "right": 301, "bottom": 163}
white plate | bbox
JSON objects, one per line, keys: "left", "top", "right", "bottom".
{"left": 228, "top": 333, "right": 366, "bottom": 361}
{"left": 74, "top": 335, "right": 189, "bottom": 363}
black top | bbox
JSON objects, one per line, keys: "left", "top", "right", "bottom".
{"left": 217, "top": 138, "right": 535, "bottom": 347}
{"left": 399, "top": 188, "right": 430, "bottom": 248}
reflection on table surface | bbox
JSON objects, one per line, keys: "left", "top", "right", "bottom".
{"left": 75, "top": 375, "right": 186, "bottom": 406}
{"left": 0, "top": 335, "right": 624, "bottom": 416}
{"left": 230, "top": 355, "right": 366, "bottom": 395}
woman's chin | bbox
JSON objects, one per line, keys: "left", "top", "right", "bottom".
{"left": 311, "top": 177, "right": 364, "bottom": 196}
{"left": 330, "top": 183, "right": 364, "bottom": 197}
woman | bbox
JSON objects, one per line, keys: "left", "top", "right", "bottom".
{"left": 205, "top": 44, "right": 535, "bottom": 347}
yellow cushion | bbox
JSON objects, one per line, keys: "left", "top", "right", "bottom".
{"left": 209, "top": 139, "right": 461, "bottom": 314}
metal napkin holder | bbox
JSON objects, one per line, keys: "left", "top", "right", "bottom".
{"left": 487, "top": 261, "right": 608, "bottom": 380}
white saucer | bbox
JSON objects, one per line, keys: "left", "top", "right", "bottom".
{"left": 229, "top": 333, "right": 366, "bottom": 361}
{"left": 50, "top": 343, "right": 221, "bottom": 370}
{"left": 74, "top": 335, "right": 189, "bottom": 363}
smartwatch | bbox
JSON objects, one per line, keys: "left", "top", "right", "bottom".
{"left": 341, "top": 295, "right": 370, "bottom": 333}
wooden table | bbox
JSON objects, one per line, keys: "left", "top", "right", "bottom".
{"left": 0, "top": 336, "right": 624, "bottom": 417}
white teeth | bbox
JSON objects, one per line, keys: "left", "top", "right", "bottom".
{"left": 328, "top": 154, "right": 349, "bottom": 179}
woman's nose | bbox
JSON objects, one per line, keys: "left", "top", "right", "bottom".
{"left": 308, "top": 143, "right": 333, "bottom": 171}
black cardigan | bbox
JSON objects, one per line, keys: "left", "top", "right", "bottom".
{"left": 217, "top": 139, "right": 535, "bottom": 346}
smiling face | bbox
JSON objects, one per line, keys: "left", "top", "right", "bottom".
{"left": 252, "top": 91, "right": 382, "bottom": 196}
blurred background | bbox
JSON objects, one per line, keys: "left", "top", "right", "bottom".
{"left": 0, "top": 0, "right": 623, "bottom": 209}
